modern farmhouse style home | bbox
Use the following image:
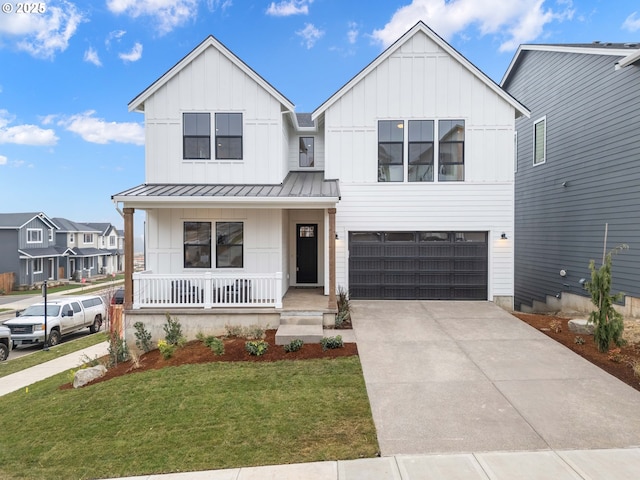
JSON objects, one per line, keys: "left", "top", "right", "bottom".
{"left": 112, "top": 22, "right": 528, "bottom": 339}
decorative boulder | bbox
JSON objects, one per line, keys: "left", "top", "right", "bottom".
{"left": 568, "top": 319, "right": 595, "bottom": 335}
{"left": 73, "top": 365, "right": 107, "bottom": 388}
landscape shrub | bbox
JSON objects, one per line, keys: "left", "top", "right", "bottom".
{"left": 157, "top": 340, "right": 176, "bottom": 359}
{"left": 335, "top": 286, "right": 351, "bottom": 327}
{"left": 107, "top": 331, "right": 129, "bottom": 367}
{"left": 245, "top": 340, "right": 269, "bottom": 356}
{"left": 585, "top": 245, "right": 628, "bottom": 352}
{"left": 163, "top": 313, "right": 186, "bottom": 346}
{"left": 133, "top": 321, "right": 153, "bottom": 353}
{"left": 200, "top": 335, "right": 225, "bottom": 355}
{"left": 283, "top": 339, "right": 304, "bottom": 353}
{"left": 224, "top": 324, "right": 266, "bottom": 340}
{"left": 320, "top": 335, "right": 343, "bottom": 351}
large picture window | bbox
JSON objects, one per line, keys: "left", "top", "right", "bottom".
{"left": 215, "top": 113, "right": 243, "bottom": 159}
{"left": 378, "top": 120, "right": 404, "bottom": 182}
{"left": 216, "top": 222, "right": 243, "bottom": 268}
{"left": 533, "top": 116, "right": 546, "bottom": 165}
{"left": 299, "top": 137, "right": 314, "bottom": 167}
{"left": 408, "top": 120, "right": 434, "bottom": 182}
{"left": 27, "top": 228, "right": 43, "bottom": 243}
{"left": 183, "top": 113, "right": 211, "bottom": 159}
{"left": 184, "top": 222, "right": 211, "bottom": 268}
{"left": 438, "top": 119, "right": 465, "bottom": 181}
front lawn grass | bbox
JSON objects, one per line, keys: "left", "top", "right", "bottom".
{"left": 0, "top": 357, "right": 378, "bottom": 479}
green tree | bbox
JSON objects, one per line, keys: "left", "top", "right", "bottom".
{"left": 585, "top": 245, "right": 628, "bottom": 352}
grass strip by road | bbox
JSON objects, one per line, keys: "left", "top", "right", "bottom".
{"left": 0, "top": 332, "right": 107, "bottom": 379}
{"left": 0, "top": 356, "right": 378, "bottom": 480}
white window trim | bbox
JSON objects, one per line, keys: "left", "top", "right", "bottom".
{"left": 27, "top": 228, "right": 43, "bottom": 244}
{"left": 83, "top": 233, "right": 94, "bottom": 244}
{"left": 533, "top": 116, "right": 546, "bottom": 166}
{"left": 33, "top": 258, "right": 43, "bottom": 274}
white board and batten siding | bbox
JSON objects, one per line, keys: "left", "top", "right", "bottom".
{"left": 143, "top": 45, "right": 288, "bottom": 185}
{"left": 322, "top": 30, "right": 517, "bottom": 300}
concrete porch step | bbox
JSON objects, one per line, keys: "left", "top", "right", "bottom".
{"left": 275, "top": 324, "right": 324, "bottom": 345}
{"left": 279, "top": 311, "right": 324, "bottom": 325}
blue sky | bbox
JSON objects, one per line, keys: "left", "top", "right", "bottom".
{"left": 0, "top": 0, "right": 639, "bottom": 249}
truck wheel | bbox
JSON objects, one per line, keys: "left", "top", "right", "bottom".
{"left": 48, "top": 329, "right": 61, "bottom": 347}
{"left": 89, "top": 317, "right": 102, "bottom": 334}
{"left": 0, "top": 343, "right": 8, "bottom": 361}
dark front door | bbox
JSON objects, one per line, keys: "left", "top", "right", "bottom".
{"left": 296, "top": 224, "right": 318, "bottom": 284}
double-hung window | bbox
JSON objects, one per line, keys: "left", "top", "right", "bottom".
{"left": 83, "top": 234, "right": 93, "bottom": 244}
{"left": 184, "top": 222, "right": 212, "bottom": 268}
{"left": 533, "top": 116, "right": 546, "bottom": 165}
{"left": 184, "top": 113, "right": 211, "bottom": 159}
{"left": 216, "top": 222, "right": 243, "bottom": 268}
{"left": 408, "top": 120, "right": 434, "bottom": 182}
{"left": 299, "top": 137, "right": 314, "bottom": 167}
{"left": 438, "top": 120, "right": 465, "bottom": 181}
{"left": 378, "top": 120, "right": 404, "bottom": 182}
{"left": 215, "top": 113, "right": 243, "bottom": 159}
{"left": 27, "top": 228, "right": 42, "bottom": 243}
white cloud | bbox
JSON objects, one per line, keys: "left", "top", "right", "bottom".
{"left": 84, "top": 46, "right": 102, "bottom": 66}
{"left": 0, "top": 0, "right": 84, "bottom": 59}
{"left": 622, "top": 12, "right": 640, "bottom": 32}
{"left": 0, "top": 155, "right": 7, "bottom": 165}
{"left": 106, "top": 0, "right": 199, "bottom": 35}
{"left": 296, "top": 23, "right": 324, "bottom": 49}
{"left": 0, "top": 110, "right": 58, "bottom": 146}
{"left": 266, "top": 0, "right": 312, "bottom": 16}
{"left": 207, "top": 0, "right": 233, "bottom": 12}
{"left": 371, "top": 0, "right": 575, "bottom": 52}
{"left": 347, "top": 21, "right": 359, "bottom": 44}
{"left": 60, "top": 111, "right": 144, "bottom": 145}
{"left": 119, "top": 42, "right": 143, "bottom": 62}
{"left": 105, "top": 29, "right": 127, "bottom": 48}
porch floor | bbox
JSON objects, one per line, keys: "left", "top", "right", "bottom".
{"left": 281, "top": 287, "right": 335, "bottom": 312}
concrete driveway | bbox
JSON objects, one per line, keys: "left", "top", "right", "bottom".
{"left": 351, "top": 301, "right": 640, "bottom": 456}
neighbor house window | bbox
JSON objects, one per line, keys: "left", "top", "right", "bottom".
{"left": 299, "top": 137, "right": 314, "bottom": 167}
{"left": 378, "top": 120, "right": 404, "bottom": 182}
{"left": 215, "top": 113, "right": 242, "bottom": 159}
{"left": 33, "top": 258, "right": 43, "bottom": 273}
{"left": 109, "top": 236, "right": 115, "bottom": 247}
{"left": 216, "top": 222, "right": 243, "bottom": 268}
{"left": 184, "top": 113, "right": 211, "bottom": 159}
{"left": 184, "top": 222, "right": 211, "bottom": 268}
{"left": 83, "top": 234, "right": 93, "bottom": 244}
{"left": 438, "top": 119, "right": 465, "bottom": 181}
{"left": 27, "top": 228, "right": 42, "bottom": 243}
{"left": 48, "top": 229, "right": 53, "bottom": 241}
{"left": 408, "top": 120, "right": 434, "bottom": 182}
{"left": 533, "top": 116, "right": 546, "bottom": 165}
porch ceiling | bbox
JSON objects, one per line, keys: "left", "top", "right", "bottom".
{"left": 112, "top": 171, "right": 340, "bottom": 209}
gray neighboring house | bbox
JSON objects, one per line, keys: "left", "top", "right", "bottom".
{"left": 52, "top": 218, "right": 104, "bottom": 280}
{"left": 84, "top": 222, "right": 125, "bottom": 274}
{"left": 501, "top": 42, "right": 640, "bottom": 314}
{"left": 0, "top": 212, "right": 68, "bottom": 288}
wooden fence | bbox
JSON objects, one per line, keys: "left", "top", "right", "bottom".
{"left": 0, "top": 272, "right": 14, "bottom": 293}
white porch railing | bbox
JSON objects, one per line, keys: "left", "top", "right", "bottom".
{"left": 132, "top": 272, "right": 283, "bottom": 309}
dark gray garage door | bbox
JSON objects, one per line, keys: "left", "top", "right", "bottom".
{"left": 349, "top": 231, "right": 488, "bottom": 300}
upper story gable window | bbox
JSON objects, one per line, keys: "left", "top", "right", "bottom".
{"left": 83, "top": 233, "right": 94, "bottom": 244}
{"left": 438, "top": 119, "right": 465, "bottom": 181}
{"left": 378, "top": 119, "right": 464, "bottom": 183}
{"left": 183, "top": 113, "right": 211, "bottom": 159}
{"left": 27, "top": 228, "right": 43, "bottom": 243}
{"left": 533, "top": 116, "right": 546, "bottom": 166}
{"left": 215, "top": 113, "right": 243, "bottom": 160}
{"left": 378, "top": 120, "right": 404, "bottom": 182}
{"left": 299, "top": 137, "right": 315, "bottom": 167}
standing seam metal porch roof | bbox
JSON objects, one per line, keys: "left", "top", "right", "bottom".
{"left": 112, "top": 171, "right": 340, "bottom": 205}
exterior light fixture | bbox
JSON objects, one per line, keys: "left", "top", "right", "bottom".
{"left": 500, "top": 232, "right": 507, "bottom": 240}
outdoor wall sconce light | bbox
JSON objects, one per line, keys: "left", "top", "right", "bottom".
{"left": 335, "top": 233, "right": 339, "bottom": 240}
{"left": 500, "top": 232, "right": 508, "bottom": 240}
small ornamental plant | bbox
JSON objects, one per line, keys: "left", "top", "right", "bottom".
{"left": 320, "top": 335, "right": 344, "bottom": 351}
{"left": 245, "top": 340, "right": 269, "bottom": 356}
{"left": 283, "top": 339, "right": 304, "bottom": 353}
{"left": 157, "top": 340, "right": 176, "bottom": 360}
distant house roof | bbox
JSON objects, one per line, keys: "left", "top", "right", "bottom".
{"left": 313, "top": 21, "right": 529, "bottom": 120}
{"left": 70, "top": 248, "right": 103, "bottom": 257}
{"left": 295, "top": 113, "right": 315, "bottom": 128}
{"left": 18, "top": 246, "right": 70, "bottom": 258}
{"left": 112, "top": 171, "right": 339, "bottom": 207}
{"left": 0, "top": 212, "right": 58, "bottom": 230}
{"left": 52, "top": 218, "right": 101, "bottom": 233}
{"left": 128, "top": 35, "right": 295, "bottom": 114}
{"left": 501, "top": 43, "right": 640, "bottom": 85}
{"left": 84, "top": 223, "right": 116, "bottom": 236}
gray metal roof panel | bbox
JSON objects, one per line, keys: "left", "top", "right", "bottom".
{"left": 112, "top": 171, "right": 339, "bottom": 201}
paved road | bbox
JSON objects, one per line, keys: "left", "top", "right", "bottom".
{"left": 8, "top": 328, "right": 101, "bottom": 359}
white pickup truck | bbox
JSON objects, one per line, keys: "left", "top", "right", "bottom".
{"left": 5, "top": 295, "right": 106, "bottom": 347}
